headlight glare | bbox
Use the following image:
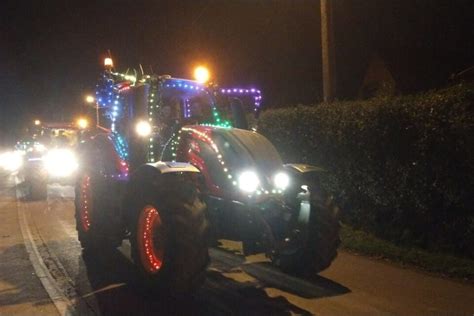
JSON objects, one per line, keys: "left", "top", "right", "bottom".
{"left": 44, "top": 149, "right": 78, "bottom": 177}
{"left": 135, "top": 120, "right": 152, "bottom": 137}
{"left": 0, "top": 151, "right": 23, "bottom": 172}
{"left": 274, "top": 172, "right": 290, "bottom": 190}
{"left": 238, "top": 171, "right": 260, "bottom": 193}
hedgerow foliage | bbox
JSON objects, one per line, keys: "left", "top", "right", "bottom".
{"left": 259, "top": 83, "right": 474, "bottom": 258}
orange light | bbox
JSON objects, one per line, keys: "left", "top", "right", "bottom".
{"left": 77, "top": 118, "right": 89, "bottom": 129}
{"left": 85, "top": 95, "right": 95, "bottom": 103}
{"left": 194, "top": 66, "right": 210, "bottom": 83}
{"left": 104, "top": 57, "right": 113, "bottom": 67}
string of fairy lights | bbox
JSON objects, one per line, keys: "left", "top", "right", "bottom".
{"left": 146, "top": 78, "right": 160, "bottom": 163}
{"left": 96, "top": 71, "right": 135, "bottom": 132}
{"left": 181, "top": 126, "right": 237, "bottom": 188}
{"left": 219, "top": 88, "right": 262, "bottom": 113}
{"left": 96, "top": 66, "right": 264, "bottom": 169}
{"left": 110, "top": 132, "right": 129, "bottom": 161}
{"left": 178, "top": 126, "right": 282, "bottom": 197}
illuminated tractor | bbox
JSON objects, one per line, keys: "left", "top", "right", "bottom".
{"left": 75, "top": 59, "right": 339, "bottom": 294}
{"left": 20, "top": 120, "right": 86, "bottom": 200}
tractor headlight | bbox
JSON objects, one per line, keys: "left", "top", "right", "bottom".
{"left": 44, "top": 149, "right": 78, "bottom": 177}
{"left": 238, "top": 170, "right": 260, "bottom": 193}
{"left": 0, "top": 151, "right": 23, "bottom": 172}
{"left": 273, "top": 172, "right": 290, "bottom": 190}
{"left": 135, "top": 120, "right": 152, "bottom": 137}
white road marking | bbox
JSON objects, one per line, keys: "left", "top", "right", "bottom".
{"left": 15, "top": 176, "right": 75, "bottom": 316}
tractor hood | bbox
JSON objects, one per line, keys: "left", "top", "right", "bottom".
{"left": 210, "top": 127, "right": 284, "bottom": 184}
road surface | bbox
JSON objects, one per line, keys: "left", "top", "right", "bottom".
{"left": 0, "top": 173, "right": 473, "bottom": 315}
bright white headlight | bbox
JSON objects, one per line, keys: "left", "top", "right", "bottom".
{"left": 274, "top": 172, "right": 290, "bottom": 190}
{"left": 0, "top": 151, "right": 23, "bottom": 172}
{"left": 34, "top": 143, "right": 47, "bottom": 152}
{"left": 44, "top": 149, "right": 78, "bottom": 177}
{"left": 238, "top": 170, "right": 260, "bottom": 193}
{"left": 135, "top": 120, "right": 152, "bottom": 137}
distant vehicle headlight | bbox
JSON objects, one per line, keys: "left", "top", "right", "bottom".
{"left": 135, "top": 120, "right": 152, "bottom": 137}
{"left": 238, "top": 170, "right": 260, "bottom": 193}
{"left": 34, "top": 143, "right": 47, "bottom": 152}
{"left": 0, "top": 151, "right": 23, "bottom": 172}
{"left": 77, "top": 118, "right": 89, "bottom": 129}
{"left": 273, "top": 172, "right": 290, "bottom": 190}
{"left": 44, "top": 149, "right": 78, "bottom": 177}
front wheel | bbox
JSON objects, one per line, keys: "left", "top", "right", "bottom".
{"left": 129, "top": 173, "right": 209, "bottom": 295}
{"left": 272, "top": 189, "right": 340, "bottom": 276}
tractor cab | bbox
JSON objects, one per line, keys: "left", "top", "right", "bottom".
{"left": 154, "top": 78, "right": 216, "bottom": 142}
{"left": 214, "top": 87, "right": 262, "bottom": 130}
{"left": 154, "top": 78, "right": 262, "bottom": 131}
{"left": 160, "top": 79, "right": 212, "bottom": 124}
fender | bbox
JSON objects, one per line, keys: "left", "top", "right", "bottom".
{"left": 281, "top": 163, "right": 328, "bottom": 246}
{"left": 283, "top": 163, "right": 325, "bottom": 174}
{"left": 283, "top": 163, "right": 326, "bottom": 196}
{"left": 147, "top": 161, "right": 200, "bottom": 174}
{"left": 125, "top": 161, "right": 200, "bottom": 197}
{"left": 77, "top": 132, "right": 129, "bottom": 178}
{"left": 122, "top": 162, "right": 201, "bottom": 223}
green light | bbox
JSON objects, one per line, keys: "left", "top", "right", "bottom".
{"left": 199, "top": 123, "right": 231, "bottom": 129}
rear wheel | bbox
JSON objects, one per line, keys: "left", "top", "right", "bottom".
{"left": 129, "top": 173, "right": 209, "bottom": 295}
{"left": 74, "top": 173, "right": 122, "bottom": 249}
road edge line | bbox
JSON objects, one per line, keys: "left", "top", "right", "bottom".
{"left": 15, "top": 177, "right": 74, "bottom": 316}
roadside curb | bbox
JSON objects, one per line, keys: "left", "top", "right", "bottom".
{"left": 15, "top": 177, "right": 74, "bottom": 316}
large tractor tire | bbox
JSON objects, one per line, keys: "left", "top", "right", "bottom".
{"left": 128, "top": 172, "right": 209, "bottom": 295}
{"left": 24, "top": 167, "right": 48, "bottom": 201}
{"left": 74, "top": 172, "right": 122, "bottom": 250}
{"left": 26, "top": 177, "right": 48, "bottom": 201}
{"left": 272, "top": 186, "right": 340, "bottom": 276}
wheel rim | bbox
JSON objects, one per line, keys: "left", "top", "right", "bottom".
{"left": 137, "top": 205, "right": 165, "bottom": 274}
{"left": 79, "top": 175, "right": 92, "bottom": 232}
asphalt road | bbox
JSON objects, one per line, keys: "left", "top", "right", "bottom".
{"left": 0, "top": 173, "right": 473, "bottom": 316}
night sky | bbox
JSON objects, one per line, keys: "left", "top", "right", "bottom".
{"left": 1, "top": 0, "right": 472, "bottom": 142}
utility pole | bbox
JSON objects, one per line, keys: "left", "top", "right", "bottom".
{"left": 320, "top": 0, "right": 336, "bottom": 102}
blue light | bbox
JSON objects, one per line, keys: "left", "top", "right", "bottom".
{"left": 111, "top": 132, "right": 129, "bottom": 161}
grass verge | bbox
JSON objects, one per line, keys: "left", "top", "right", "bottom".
{"left": 340, "top": 224, "right": 474, "bottom": 281}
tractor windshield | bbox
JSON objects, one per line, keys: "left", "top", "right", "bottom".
{"left": 160, "top": 79, "right": 214, "bottom": 124}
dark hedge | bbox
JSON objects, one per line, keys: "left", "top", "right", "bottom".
{"left": 258, "top": 83, "right": 474, "bottom": 258}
